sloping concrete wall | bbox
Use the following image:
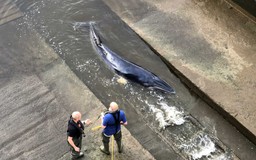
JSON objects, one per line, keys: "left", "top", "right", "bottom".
{"left": 103, "top": 0, "right": 256, "bottom": 144}
{"left": 0, "top": 19, "right": 155, "bottom": 160}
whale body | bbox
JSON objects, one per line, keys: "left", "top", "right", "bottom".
{"left": 89, "top": 24, "right": 175, "bottom": 94}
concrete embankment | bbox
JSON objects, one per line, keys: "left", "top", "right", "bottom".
{"left": 103, "top": 0, "right": 256, "bottom": 144}
{"left": 1, "top": 0, "right": 256, "bottom": 159}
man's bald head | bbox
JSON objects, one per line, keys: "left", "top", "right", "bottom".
{"left": 109, "top": 102, "right": 119, "bottom": 112}
{"left": 72, "top": 111, "right": 81, "bottom": 122}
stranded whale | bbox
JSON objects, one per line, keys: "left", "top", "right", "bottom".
{"left": 89, "top": 24, "right": 175, "bottom": 94}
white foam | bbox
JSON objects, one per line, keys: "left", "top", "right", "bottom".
{"left": 210, "top": 154, "right": 231, "bottom": 160}
{"left": 180, "top": 134, "right": 216, "bottom": 160}
{"left": 147, "top": 101, "right": 185, "bottom": 129}
{"left": 73, "top": 21, "right": 95, "bottom": 31}
{"left": 154, "top": 107, "right": 170, "bottom": 129}
{"left": 159, "top": 102, "right": 185, "bottom": 125}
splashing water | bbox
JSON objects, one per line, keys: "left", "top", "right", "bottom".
{"left": 147, "top": 100, "right": 186, "bottom": 129}
{"left": 159, "top": 102, "right": 186, "bottom": 125}
{"left": 150, "top": 107, "right": 169, "bottom": 129}
{"left": 180, "top": 133, "right": 216, "bottom": 159}
{"left": 72, "top": 21, "right": 95, "bottom": 31}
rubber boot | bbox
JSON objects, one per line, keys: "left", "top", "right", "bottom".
{"left": 100, "top": 143, "right": 110, "bottom": 155}
{"left": 71, "top": 151, "right": 84, "bottom": 160}
{"left": 116, "top": 140, "right": 123, "bottom": 153}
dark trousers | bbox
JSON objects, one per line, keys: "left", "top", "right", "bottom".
{"left": 102, "top": 130, "right": 122, "bottom": 151}
{"left": 68, "top": 136, "right": 82, "bottom": 159}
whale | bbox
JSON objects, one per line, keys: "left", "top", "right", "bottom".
{"left": 89, "top": 24, "right": 175, "bottom": 94}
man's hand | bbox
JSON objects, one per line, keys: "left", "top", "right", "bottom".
{"left": 68, "top": 136, "right": 80, "bottom": 152}
{"left": 100, "top": 112, "right": 105, "bottom": 119}
{"left": 74, "top": 146, "right": 80, "bottom": 152}
{"left": 82, "top": 119, "right": 92, "bottom": 126}
{"left": 120, "top": 121, "right": 128, "bottom": 125}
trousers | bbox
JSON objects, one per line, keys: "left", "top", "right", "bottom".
{"left": 102, "top": 130, "right": 122, "bottom": 152}
{"left": 68, "top": 136, "right": 82, "bottom": 159}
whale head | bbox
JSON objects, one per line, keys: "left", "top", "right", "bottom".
{"left": 150, "top": 76, "right": 175, "bottom": 94}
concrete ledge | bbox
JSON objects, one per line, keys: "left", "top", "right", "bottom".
{"left": 231, "top": 0, "right": 256, "bottom": 18}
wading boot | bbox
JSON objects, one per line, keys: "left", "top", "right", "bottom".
{"left": 116, "top": 141, "right": 123, "bottom": 153}
{"left": 71, "top": 151, "right": 84, "bottom": 160}
{"left": 100, "top": 144, "right": 110, "bottom": 155}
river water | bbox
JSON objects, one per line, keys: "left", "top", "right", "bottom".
{"left": 4, "top": 0, "right": 256, "bottom": 159}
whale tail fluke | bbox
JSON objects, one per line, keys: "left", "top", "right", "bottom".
{"left": 73, "top": 21, "right": 96, "bottom": 31}
{"left": 89, "top": 23, "right": 102, "bottom": 46}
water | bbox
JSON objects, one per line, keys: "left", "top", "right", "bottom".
{"left": 4, "top": 0, "right": 256, "bottom": 159}
{"left": 180, "top": 133, "right": 216, "bottom": 159}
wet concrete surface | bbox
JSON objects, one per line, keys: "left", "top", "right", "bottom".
{"left": 0, "top": 0, "right": 23, "bottom": 26}
{"left": 16, "top": 0, "right": 184, "bottom": 159}
{"left": 1, "top": 0, "right": 256, "bottom": 159}
{"left": 103, "top": 0, "right": 256, "bottom": 144}
{"left": 0, "top": 17, "right": 155, "bottom": 160}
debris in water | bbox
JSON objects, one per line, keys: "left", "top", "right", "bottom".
{"left": 117, "top": 76, "right": 127, "bottom": 85}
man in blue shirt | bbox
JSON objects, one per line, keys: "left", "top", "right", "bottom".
{"left": 100, "top": 102, "right": 128, "bottom": 155}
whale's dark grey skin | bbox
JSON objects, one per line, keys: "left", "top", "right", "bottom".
{"left": 89, "top": 24, "right": 175, "bottom": 94}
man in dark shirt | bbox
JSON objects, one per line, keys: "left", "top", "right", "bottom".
{"left": 67, "top": 111, "right": 91, "bottom": 159}
{"left": 100, "top": 102, "right": 128, "bottom": 155}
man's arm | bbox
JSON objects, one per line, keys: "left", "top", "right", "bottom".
{"left": 101, "top": 120, "right": 106, "bottom": 128}
{"left": 101, "top": 113, "right": 107, "bottom": 128}
{"left": 120, "top": 121, "right": 128, "bottom": 125}
{"left": 82, "top": 119, "right": 92, "bottom": 126}
{"left": 122, "top": 121, "right": 128, "bottom": 125}
{"left": 120, "top": 111, "right": 128, "bottom": 125}
{"left": 67, "top": 136, "right": 80, "bottom": 152}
